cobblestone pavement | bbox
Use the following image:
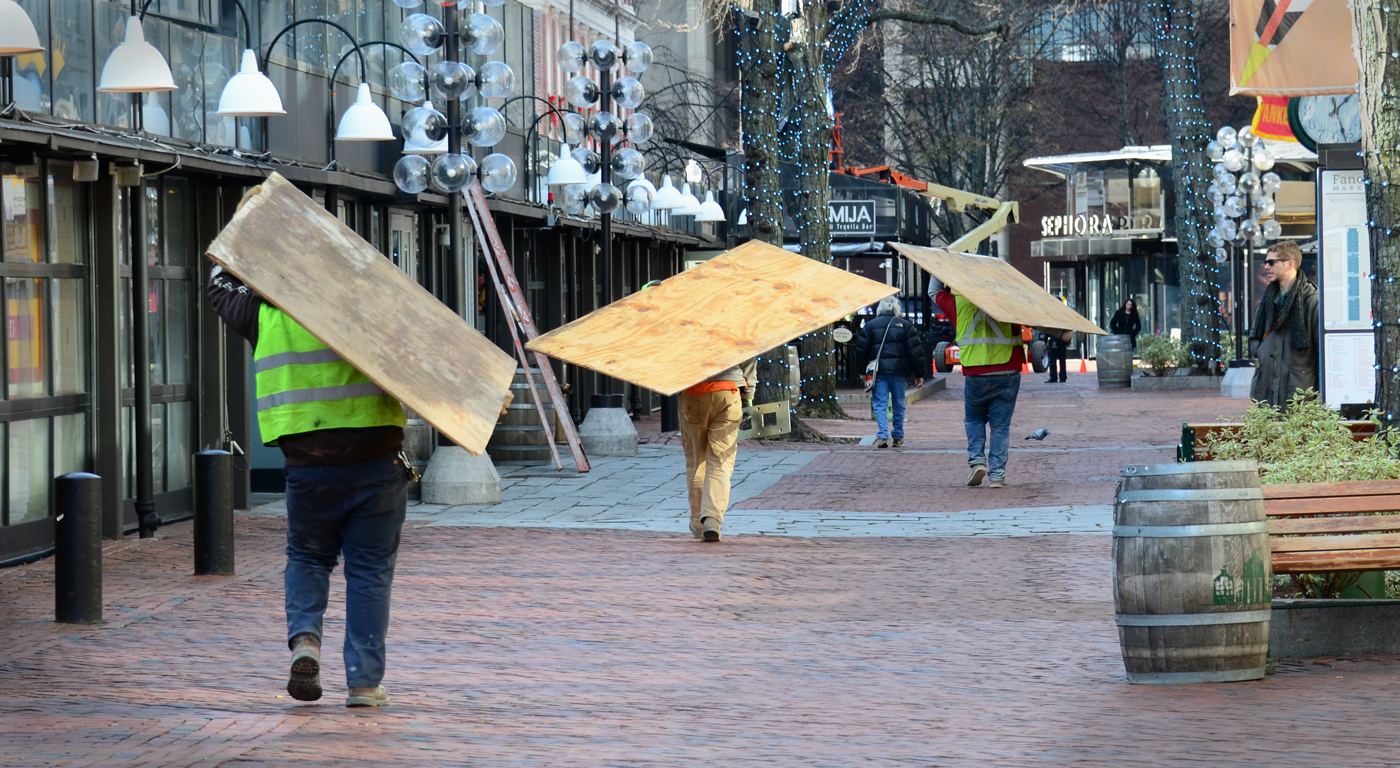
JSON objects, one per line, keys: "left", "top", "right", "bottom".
{"left": 4, "top": 518, "right": 1400, "bottom": 767}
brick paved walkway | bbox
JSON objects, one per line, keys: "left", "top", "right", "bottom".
{"left": 4, "top": 517, "right": 1400, "bottom": 767}
{"left": 9, "top": 382, "right": 1394, "bottom": 767}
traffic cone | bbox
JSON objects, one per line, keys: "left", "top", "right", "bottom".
{"left": 1079, "top": 358, "right": 1088, "bottom": 374}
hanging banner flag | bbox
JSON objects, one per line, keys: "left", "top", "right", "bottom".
{"left": 1230, "top": 0, "right": 1357, "bottom": 96}
{"left": 1251, "top": 96, "right": 1297, "bottom": 141}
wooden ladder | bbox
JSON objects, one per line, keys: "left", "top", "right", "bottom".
{"left": 463, "top": 183, "right": 590, "bottom": 473}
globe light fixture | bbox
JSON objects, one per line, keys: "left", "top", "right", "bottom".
{"left": 558, "top": 40, "right": 587, "bottom": 72}
{"left": 403, "top": 101, "right": 448, "bottom": 151}
{"left": 475, "top": 60, "right": 515, "bottom": 99}
{"left": 216, "top": 49, "right": 285, "bottom": 116}
{"left": 695, "top": 190, "right": 725, "bottom": 222}
{"left": 390, "top": 60, "right": 428, "bottom": 102}
{"left": 400, "top": 13, "right": 445, "bottom": 56}
{"left": 546, "top": 143, "right": 589, "bottom": 187}
{"left": 98, "top": 16, "right": 177, "bottom": 92}
{"left": 479, "top": 153, "right": 517, "bottom": 193}
{"left": 335, "top": 82, "right": 395, "bottom": 140}
{"left": 622, "top": 41, "right": 652, "bottom": 73}
{"left": 462, "top": 12, "right": 505, "bottom": 56}
{"left": 394, "top": 154, "right": 431, "bottom": 193}
{"left": 0, "top": 0, "right": 43, "bottom": 55}
{"left": 624, "top": 182, "right": 653, "bottom": 215}
{"left": 462, "top": 106, "right": 506, "bottom": 147}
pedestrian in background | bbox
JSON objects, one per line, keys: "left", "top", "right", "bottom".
{"left": 1249, "top": 240, "right": 1318, "bottom": 408}
{"left": 209, "top": 266, "right": 409, "bottom": 709}
{"left": 855, "top": 296, "right": 927, "bottom": 449}
{"left": 1043, "top": 327, "right": 1073, "bottom": 383}
{"left": 1109, "top": 299, "right": 1142, "bottom": 351}
{"left": 935, "top": 284, "right": 1022, "bottom": 488}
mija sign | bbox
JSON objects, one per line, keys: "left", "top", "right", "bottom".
{"left": 1041, "top": 214, "right": 1116, "bottom": 237}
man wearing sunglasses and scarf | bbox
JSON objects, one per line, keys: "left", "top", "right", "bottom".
{"left": 1248, "top": 240, "right": 1319, "bottom": 408}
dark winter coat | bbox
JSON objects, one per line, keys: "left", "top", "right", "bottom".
{"left": 1248, "top": 278, "right": 1319, "bottom": 408}
{"left": 855, "top": 311, "right": 929, "bottom": 379}
{"left": 1109, "top": 309, "right": 1142, "bottom": 345}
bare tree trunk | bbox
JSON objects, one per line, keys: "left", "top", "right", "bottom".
{"left": 1353, "top": 2, "right": 1400, "bottom": 425}
{"left": 789, "top": 0, "right": 848, "bottom": 419}
{"left": 1152, "top": 0, "right": 1220, "bottom": 371}
{"left": 737, "top": 0, "right": 790, "bottom": 406}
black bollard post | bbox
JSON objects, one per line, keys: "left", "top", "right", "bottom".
{"left": 194, "top": 450, "right": 235, "bottom": 576}
{"left": 54, "top": 473, "right": 103, "bottom": 624}
{"left": 661, "top": 395, "right": 679, "bottom": 433}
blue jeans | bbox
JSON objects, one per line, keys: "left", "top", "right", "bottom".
{"left": 964, "top": 373, "right": 1020, "bottom": 480}
{"left": 284, "top": 456, "right": 408, "bottom": 689}
{"left": 872, "top": 372, "right": 908, "bottom": 440}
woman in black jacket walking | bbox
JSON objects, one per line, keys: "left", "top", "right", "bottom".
{"left": 854, "top": 296, "right": 927, "bottom": 448}
{"left": 1109, "top": 299, "right": 1142, "bottom": 350}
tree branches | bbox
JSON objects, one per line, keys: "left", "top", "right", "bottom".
{"left": 863, "top": 9, "right": 1007, "bottom": 37}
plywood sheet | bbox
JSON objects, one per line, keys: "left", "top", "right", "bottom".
{"left": 525, "top": 240, "right": 897, "bottom": 396}
{"left": 205, "top": 173, "right": 516, "bottom": 455}
{"left": 889, "top": 243, "right": 1106, "bottom": 335}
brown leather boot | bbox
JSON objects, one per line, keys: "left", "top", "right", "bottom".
{"left": 287, "top": 633, "right": 322, "bottom": 702}
{"left": 701, "top": 516, "right": 721, "bottom": 542}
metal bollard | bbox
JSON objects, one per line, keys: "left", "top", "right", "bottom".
{"left": 194, "top": 450, "right": 235, "bottom": 576}
{"left": 54, "top": 473, "right": 103, "bottom": 624}
{"left": 661, "top": 395, "right": 679, "bottom": 433}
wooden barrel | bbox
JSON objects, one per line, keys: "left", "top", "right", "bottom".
{"left": 1114, "top": 460, "right": 1271, "bottom": 684}
{"left": 1096, "top": 335, "right": 1133, "bottom": 388}
{"left": 487, "top": 368, "right": 554, "bottom": 465}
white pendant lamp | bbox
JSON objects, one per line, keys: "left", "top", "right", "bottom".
{"left": 0, "top": 0, "right": 43, "bottom": 55}
{"left": 403, "top": 101, "right": 448, "bottom": 153}
{"left": 98, "top": 16, "right": 177, "bottom": 92}
{"left": 651, "top": 174, "right": 684, "bottom": 210}
{"left": 737, "top": 208, "right": 748, "bottom": 226}
{"left": 216, "top": 49, "right": 284, "bottom": 116}
{"left": 546, "top": 143, "right": 588, "bottom": 186}
{"left": 629, "top": 176, "right": 657, "bottom": 196}
{"left": 336, "top": 82, "right": 394, "bottom": 141}
{"left": 672, "top": 183, "right": 702, "bottom": 216}
{"left": 696, "top": 190, "right": 725, "bottom": 222}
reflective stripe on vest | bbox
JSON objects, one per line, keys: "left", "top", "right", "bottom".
{"left": 253, "top": 305, "right": 405, "bottom": 445}
{"left": 954, "top": 296, "right": 1017, "bottom": 368}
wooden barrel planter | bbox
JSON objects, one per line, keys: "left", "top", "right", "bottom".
{"left": 1096, "top": 335, "right": 1133, "bottom": 388}
{"left": 1114, "top": 460, "right": 1271, "bottom": 684}
{"left": 486, "top": 368, "right": 554, "bottom": 465}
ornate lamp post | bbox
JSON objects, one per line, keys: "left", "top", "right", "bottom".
{"left": 1207, "top": 125, "right": 1284, "bottom": 364}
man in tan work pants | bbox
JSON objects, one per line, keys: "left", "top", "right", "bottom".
{"left": 679, "top": 358, "right": 756, "bottom": 542}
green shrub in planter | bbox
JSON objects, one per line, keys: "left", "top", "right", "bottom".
{"left": 1202, "top": 392, "right": 1400, "bottom": 598}
{"left": 1136, "top": 333, "right": 1181, "bottom": 376}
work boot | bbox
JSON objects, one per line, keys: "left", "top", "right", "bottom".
{"left": 876, "top": 438, "right": 889, "bottom": 449}
{"left": 701, "top": 516, "right": 721, "bottom": 542}
{"left": 346, "top": 685, "right": 390, "bottom": 708}
{"left": 287, "top": 633, "right": 322, "bottom": 702}
{"left": 989, "top": 476, "right": 1008, "bottom": 489}
{"left": 967, "top": 465, "right": 987, "bottom": 487}
{"left": 893, "top": 437, "right": 904, "bottom": 448}
{"left": 689, "top": 519, "right": 702, "bottom": 539}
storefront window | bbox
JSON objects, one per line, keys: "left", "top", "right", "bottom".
{"left": 7, "top": 278, "right": 46, "bottom": 399}
{"left": 1132, "top": 168, "right": 1163, "bottom": 230}
{"left": 48, "top": 172, "right": 86, "bottom": 265}
{"left": 96, "top": 2, "right": 132, "bottom": 128}
{"left": 202, "top": 33, "right": 236, "bottom": 147}
{"left": 169, "top": 23, "right": 204, "bottom": 142}
{"left": 8, "top": 418, "right": 47, "bottom": 525}
{"left": 14, "top": 0, "right": 49, "bottom": 112}
{"left": 52, "top": 279, "right": 86, "bottom": 395}
{"left": 4, "top": 173, "right": 42, "bottom": 263}
{"left": 54, "top": 412, "right": 85, "bottom": 477}
{"left": 1105, "top": 168, "right": 1129, "bottom": 228}
{"left": 52, "top": 0, "right": 95, "bottom": 122}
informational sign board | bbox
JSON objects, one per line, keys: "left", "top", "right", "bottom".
{"left": 1317, "top": 165, "right": 1376, "bottom": 408}
{"left": 829, "top": 200, "right": 877, "bottom": 235}
{"left": 1324, "top": 333, "right": 1376, "bottom": 407}
{"left": 1320, "top": 170, "right": 1371, "bottom": 331}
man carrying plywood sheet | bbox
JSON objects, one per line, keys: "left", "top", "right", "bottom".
{"left": 204, "top": 174, "right": 516, "bottom": 710}
{"left": 889, "top": 243, "right": 1106, "bottom": 489}
{"left": 528, "top": 241, "right": 896, "bottom": 541}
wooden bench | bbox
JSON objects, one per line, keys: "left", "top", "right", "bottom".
{"left": 1177, "top": 421, "right": 1377, "bottom": 462}
{"left": 1264, "top": 479, "right": 1400, "bottom": 575}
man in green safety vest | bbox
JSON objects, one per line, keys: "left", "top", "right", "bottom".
{"left": 934, "top": 283, "right": 1024, "bottom": 488}
{"left": 210, "top": 265, "right": 408, "bottom": 708}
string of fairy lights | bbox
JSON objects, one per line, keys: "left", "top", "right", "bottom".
{"left": 1153, "top": 0, "right": 1223, "bottom": 369}
{"left": 732, "top": 0, "right": 875, "bottom": 407}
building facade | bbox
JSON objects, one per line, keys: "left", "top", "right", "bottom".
{"left": 0, "top": 0, "right": 720, "bottom": 563}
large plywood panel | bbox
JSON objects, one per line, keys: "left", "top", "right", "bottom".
{"left": 889, "top": 243, "right": 1106, "bottom": 335}
{"left": 526, "top": 240, "right": 897, "bottom": 396}
{"left": 205, "top": 173, "right": 516, "bottom": 455}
